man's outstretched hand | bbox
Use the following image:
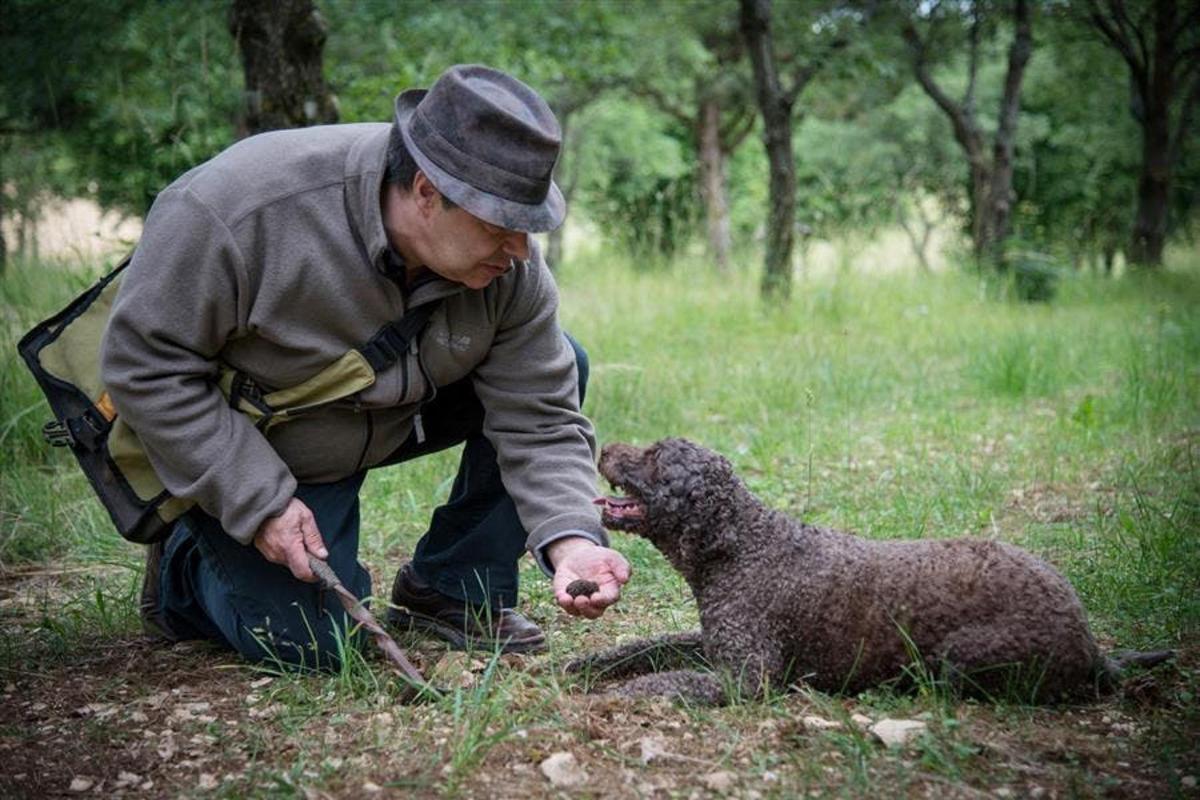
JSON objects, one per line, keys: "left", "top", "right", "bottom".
{"left": 548, "top": 537, "right": 631, "bottom": 619}
{"left": 253, "top": 497, "right": 329, "bottom": 582}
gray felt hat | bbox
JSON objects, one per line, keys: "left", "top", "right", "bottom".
{"left": 394, "top": 65, "right": 565, "bottom": 233}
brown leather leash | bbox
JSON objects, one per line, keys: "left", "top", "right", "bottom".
{"left": 308, "top": 556, "right": 441, "bottom": 701}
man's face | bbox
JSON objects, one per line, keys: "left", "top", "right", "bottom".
{"left": 421, "top": 204, "right": 531, "bottom": 290}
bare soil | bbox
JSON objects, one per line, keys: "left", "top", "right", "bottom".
{"left": 2, "top": 568, "right": 1196, "bottom": 799}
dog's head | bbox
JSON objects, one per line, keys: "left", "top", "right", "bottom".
{"left": 595, "top": 438, "right": 745, "bottom": 574}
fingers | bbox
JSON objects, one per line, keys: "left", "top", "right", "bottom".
{"left": 300, "top": 512, "right": 329, "bottom": 560}
{"left": 253, "top": 498, "right": 324, "bottom": 583}
{"left": 286, "top": 540, "right": 317, "bottom": 583}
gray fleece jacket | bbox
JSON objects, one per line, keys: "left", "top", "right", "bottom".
{"left": 99, "top": 123, "right": 607, "bottom": 567}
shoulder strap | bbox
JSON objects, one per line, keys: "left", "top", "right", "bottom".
{"left": 358, "top": 299, "right": 443, "bottom": 373}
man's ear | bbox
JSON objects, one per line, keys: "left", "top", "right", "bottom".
{"left": 411, "top": 171, "right": 442, "bottom": 217}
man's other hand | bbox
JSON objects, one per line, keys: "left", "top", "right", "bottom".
{"left": 548, "top": 537, "right": 631, "bottom": 619}
{"left": 253, "top": 497, "right": 329, "bottom": 582}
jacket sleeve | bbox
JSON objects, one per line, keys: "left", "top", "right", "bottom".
{"left": 100, "top": 186, "right": 296, "bottom": 544}
{"left": 469, "top": 247, "right": 608, "bottom": 562}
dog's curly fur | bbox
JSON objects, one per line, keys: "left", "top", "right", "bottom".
{"left": 569, "top": 438, "right": 1164, "bottom": 705}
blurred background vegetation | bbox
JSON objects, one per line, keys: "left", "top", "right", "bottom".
{"left": 1, "top": 0, "right": 1197, "bottom": 294}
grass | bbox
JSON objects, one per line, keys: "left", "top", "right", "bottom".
{"left": 1, "top": 243, "right": 1198, "bottom": 797}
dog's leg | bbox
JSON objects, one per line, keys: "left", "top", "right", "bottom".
{"left": 930, "top": 623, "right": 1098, "bottom": 702}
{"left": 608, "top": 669, "right": 727, "bottom": 706}
{"left": 564, "top": 630, "right": 706, "bottom": 681}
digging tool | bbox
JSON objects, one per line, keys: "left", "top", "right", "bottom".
{"left": 307, "top": 556, "right": 441, "bottom": 701}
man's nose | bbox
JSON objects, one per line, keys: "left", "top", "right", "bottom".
{"left": 502, "top": 232, "right": 530, "bottom": 261}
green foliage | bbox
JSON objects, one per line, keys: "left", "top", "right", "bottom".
{"left": 0, "top": 0, "right": 239, "bottom": 219}
{"left": 574, "top": 99, "right": 700, "bottom": 260}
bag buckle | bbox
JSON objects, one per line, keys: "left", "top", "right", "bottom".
{"left": 42, "top": 420, "right": 74, "bottom": 447}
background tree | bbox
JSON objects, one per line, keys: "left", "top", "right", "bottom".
{"left": 902, "top": 0, "right": 1034, "bottom": 270}
{"left": 629, "top": 1, "right": 756, "bottom": 272}
{"left": 0, "top": 0, "right": 238, "bottom": 264}
{"left": 1081, "top": 0, "right": 1200, "bottom": 267}
{"left": 740, "top": 0, "right": 864, "bottom": 301}
{"left": 228, "top": 0, "right": 339, "bottom": 137}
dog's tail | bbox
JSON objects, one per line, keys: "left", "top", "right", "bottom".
{"left": 1097, "top": 649, "right": 1175, "bottom": 690}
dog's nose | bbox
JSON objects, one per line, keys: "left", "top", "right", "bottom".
{"left": 598, "top": 442, "right": 644, "bottom": 479}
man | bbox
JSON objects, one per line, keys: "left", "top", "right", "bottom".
{"left": 100, "top": 65, "right": 629, "bottom": 667}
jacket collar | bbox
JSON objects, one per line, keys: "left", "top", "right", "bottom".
{"left": 344, "top": 124, "right": 465, "bottom": 307}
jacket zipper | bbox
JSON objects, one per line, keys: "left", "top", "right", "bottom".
{"left": 411, "top": 339, "right": 438, "bottom": 445}
{"left": 353, "top": 409, "right": 374, "bottom": 472}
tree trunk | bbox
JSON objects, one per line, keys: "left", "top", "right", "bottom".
{"left": 1130, "top": 106, "right": 1172, "bottom": 265}
{"left": 697, "top": 97, "right": 733, "bottom": 273}
{"left": 740, "top": 0, "right": 796, "bottom": 302}
{"left": 905, "top": 0, "right": 1032, "bottom": 270}
{"left": 980, "top": 0, "right": 1033, "bottom": 266}
{"left": 1128, "top": 0, "right": 1177, "bottom": 266}
{"left": 228, "top": 0, "right": 338, "bottom": 137}
{"left": 547, "top": 107, "right": 585, "bottom": 271}
{"left": 1085, "top": 0, "right": 1200, "bottom": 268}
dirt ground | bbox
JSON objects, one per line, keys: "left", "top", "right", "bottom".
{"left": 1, "top": 565, "right": 1197, "bottom": 800}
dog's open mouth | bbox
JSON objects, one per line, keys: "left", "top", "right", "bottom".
{"left": 593, "top": 494, "right": 645, "bottom": 527}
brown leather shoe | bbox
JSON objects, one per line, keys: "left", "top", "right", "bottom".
{"left": 140, "top": 540, "right": 181, "bottom": 642}
{"left": 387, "top": 562, "right": 546, "bottom": 654}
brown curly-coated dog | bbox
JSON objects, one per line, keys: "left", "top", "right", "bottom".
{"left": 569, "top": 438, "right": 1169, "bottom": 705}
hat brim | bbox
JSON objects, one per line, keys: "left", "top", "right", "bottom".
{"left": 394, "top": 90, "right": 565, "bottom": 234}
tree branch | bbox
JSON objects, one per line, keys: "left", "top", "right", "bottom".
{"left": 902, "top": 20, "right": 984, "bottom": 166}
{"left": 964, "top": 0, "right": 980, "bottom": 114}
{"left": 1085, "top": 0, "right": 1145, "bottom": 81}
{"left": 631, "top": 84, "right": 693, "bottom": 127}
{"left": 1169, "top": 68, "right": 1200, "bottom": 168}
{"left": 718, "top": 105, "right": 757, "bottom": 152}
{"left": 992, "top": 0, "right": 1033, "bottom": 174}
{"left": 1110, "top": 0, "right": 1151, "bottom": 75}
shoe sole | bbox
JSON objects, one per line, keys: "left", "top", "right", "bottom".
{"left": 386, "top": 608, "right": 547, "bottom": 654}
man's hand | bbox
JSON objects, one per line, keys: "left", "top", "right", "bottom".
{"left": 253, "top": 497, "right": 329, "bottom": 582}
{"left": 548, "top": 536, "right": 631, "bottom": 619}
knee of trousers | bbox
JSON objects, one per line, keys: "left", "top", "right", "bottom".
{"left": 219, "top": 569, "right": 373, "bottom": 671}
{"left": 564, "top": 332, "right": 589, "bottom": 406}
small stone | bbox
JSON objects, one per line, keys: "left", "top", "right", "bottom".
{"left": 703, "top": 771, "right": 737, "bottom": 791}
{"left": 362, "top": 782, "right": 382, "bottom": 793}
{"left": 198, "top": 773, "right": 218, "bottom": 790}
{"left": 801, "top": 715, "right": 843, "bottom": 731}
{"left": 995, "top": 789, "right": 1013, "bottom": 798}
{"left": 640, "top": 736, "right": 669, "bottom": 764}
{"left": 869, "top": 718, "right": 928, "bottom": 747}
{"left": 115, "top": 771, "right": 141, "bottom": 788}
{"left": 850, "top": 713, "right": 873, "bottom": 729}
{"left": 540, "top": 751, "right": 587, "bottom": 788}
{"left": 1181, "top": 776, "right": 1197, "bottom": 789}
{"left": 565, "top": 579, "right": 600, "bottom": 598}
{"left": 69, "top": 777, "right": 94, "bottom": 792}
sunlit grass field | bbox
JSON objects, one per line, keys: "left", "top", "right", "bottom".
{"left": 1, "top": 246, "right": 1197, "bottom": 796}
